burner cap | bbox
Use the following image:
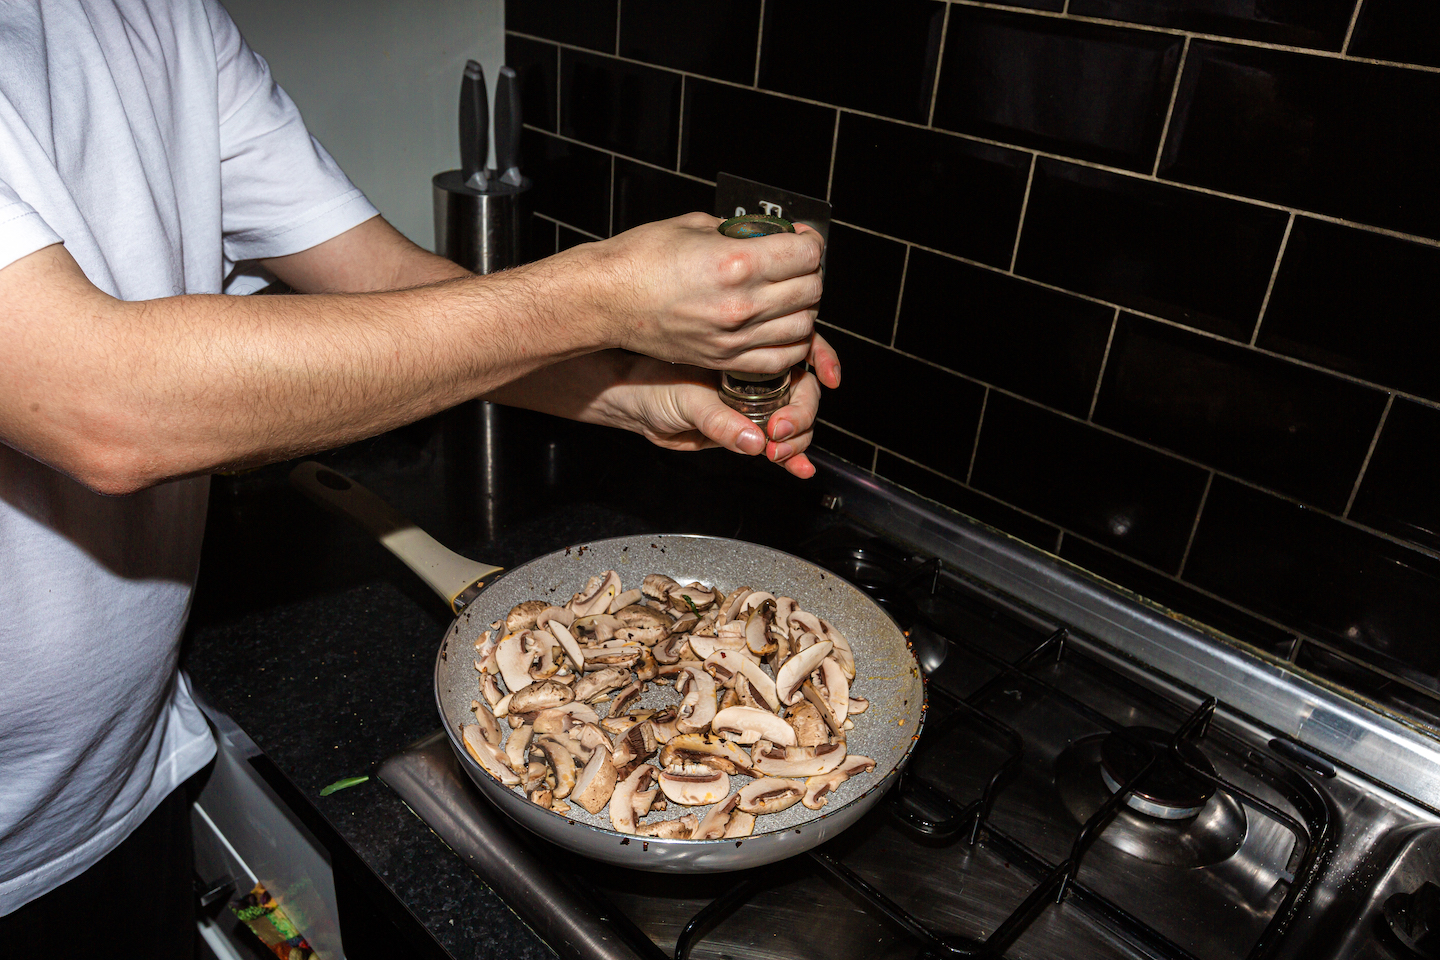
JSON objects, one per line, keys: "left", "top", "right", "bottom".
{"left": 1099, "top": 726, "right": 1216, "bottom": 820}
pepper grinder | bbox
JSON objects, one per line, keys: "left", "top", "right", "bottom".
{"left": 716, "top": 214, "right": 796, "bottom": 427}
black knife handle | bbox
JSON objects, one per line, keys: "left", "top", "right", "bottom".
{"left": 494, "top": 65, "right": 521, "bottom": 177}
{"left": 460, "top": 59, "right": 488, "bottom": 181}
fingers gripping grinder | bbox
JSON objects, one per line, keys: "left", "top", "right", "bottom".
{"left": 716, "top": 213, "right": 797, "bottom": 427}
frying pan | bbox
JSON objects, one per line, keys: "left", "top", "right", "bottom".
{"left": 291, "top": 461, "right": 927, "bottom": 872}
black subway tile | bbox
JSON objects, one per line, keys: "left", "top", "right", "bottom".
{"left": 1160, "top": 42, "right": 1440, "bottom": 241}
{"left": 506, "top": 35, "right": 559, "bottom": 134}
{"left": 556, "top": 224, "right": 591, "bottom": 251}
{"left": 1185, "top": 477, "right": 1440, "bottom": 676}
{"left": 831, "top": 114, "right": 1031, "bottom": 268}
{"left": 1295, "top": 642, "right": 1440, "bottom": 729}
{"left": 759, "top": 0, "right": 945, "bottom": 125}
{"left": 1058, "top": 536, "right": 1296, "bottom": 655}
{"left": 620, "top": 0, "right": 761, "bottom": 84}
{"left": 560, "top": 50, "right": 680, "bottom": 167}
{"left": 933, "top": 8, "right": 1182, "bottom": 171}
{"left": 895, "top": 250, "right": 1113, "bottom": 416}
{"left": 1259, "top": 218, "right": 1440, "bottom": 404}
{"left": 520, "top": 129, "right": 612, "bottom": 237}
{"left": 1349, "top": 399, "right": 1440, "bottom": 553}
{"left": 1069, "top": 0, "right": 1353, "bottom": 50}
{"left": 1092, "top": 314, "right": 1386, "bottom": 512}
{"left": 817, "top": 325, "right": 986, "bottom": 480}
{"left": 613, "top": 159, "right": 713, "bottom": 234}
{"left": 876, "top": 452, "right": 1062, "bottom": 549}
{"left": 1348, "top": 0, "right": 1440, "bottom": 69}
{"left": 506, "top": 0, "right": 617, "bottom": 52}
{"left": 969, "top": 393, "right": 1209, "bottom": 570}
{"left": 812, "top": 422, "right": 876, "bottom": 470}
{"left": 525, "top": 216, "right": 559, "bottom": 263}
{"left": 680, "top": 80, "right": 834, "bottom": 199}
{"left": 1014, "top": 159, "right": 1288, "bottom": 339}
{"left": 817, "top": 224, "right": 907, "bottom": 344}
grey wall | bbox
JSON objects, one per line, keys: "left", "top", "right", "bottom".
{"left": 222, "top": 0, "right": 504, "bottom": 249}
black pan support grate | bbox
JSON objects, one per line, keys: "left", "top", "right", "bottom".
{"left": 630, "top": 552, "right": 1340, "bottom": 960}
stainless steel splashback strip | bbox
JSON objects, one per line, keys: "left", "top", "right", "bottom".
{"left": 812, "top": 453, "right": 1440, "bottom": 811}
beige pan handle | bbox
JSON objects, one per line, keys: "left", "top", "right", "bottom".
{"left": 289, "top": 461, "right": 503, "bottom": 614}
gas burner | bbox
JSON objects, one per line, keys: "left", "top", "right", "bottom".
{"left": 1099, "top": 726, "right": 1216, "bottom": 820}
{"left": 1054, "top": 734, "right": 1248, "bottom": 869}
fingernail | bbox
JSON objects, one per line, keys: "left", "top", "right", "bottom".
{"left": 769, "top": 419, "right": 795, "bottom": 442}
{"left": 831, "top": 361, "right": 841, "bottom": 386}
{"left": 738, "top": 427, "right": 765, "bottom": 455}
{"left": 770, "top": 442, "right": 794, "bottom": 462}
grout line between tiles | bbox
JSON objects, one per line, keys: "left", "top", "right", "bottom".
{"left": 1087, "top": 309, "right": 1120, "bottom": 421}
{"left": 966, "top": 388, "right": 989, "bottom": 485}
{"left": 1151, "top": 36, "right": 1190, "bottom": 178}
{"left": 554, "top": 45, "right": 563, "bottom": 134}
{"left": 533, "top": 212, "right": 603, "bottom": 241}
{"left": 676, "top": 75, "right": 686, "bottom": 173}
{"left": 613, "top": 1, "right": 622, "bottom": 55}
{"left": 1008, "top": 154, "right": 1037, "bottom": 273}
{"left": 1251, "top": 213, "right": 1294, "bottom": 345}
{"left": 606, "top": 155, "right": 616, "bottom": 237}
{"left": 1176, "top": 471, "right": 1214, "bottom": 578}
{"left": 1343, "top": 393, "right": 1393, "bottom": 517}
{"left": 754, "top": 0, "right": 766, "bottom": 88}
{"left": 825, "top": 110, "right": 841, "bottom": 202}
{"left": 890, "top": 245, "right": 912, "bottom": 348}
{"left": 1053, "top": 530, "right": 1065, "bottom": 553}
{"left": 1341, "top": 0, "right": 1365, "bottom": 56}
{"left": 927, "top": 3, "right": 952, "bottom": 128}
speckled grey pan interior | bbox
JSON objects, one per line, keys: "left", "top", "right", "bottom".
{"left": 434, "top": 534, "right": 928, "bottom": 873}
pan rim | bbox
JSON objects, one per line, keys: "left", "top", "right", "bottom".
{"left": 434, "top": 532, "right": 928, "bottom": 848}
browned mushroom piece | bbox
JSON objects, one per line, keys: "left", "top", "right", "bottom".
{"left": 649, "top": 705, "right": 683, "bottom": 743}
{"left": 642, "top": 573, "right": 681, "bottom": 602}
{"left": 607, "top": 680, "right": 644, "bottom": 718}
{"left": 572, "top": 748, "right": 619, "bottom": 814}
{"left": 712, "top": 706, "right": 798, "bottom": 746}
{"left": 736, "top": 777, "right": 807, "bottom": 815}
{"left": 634, "top": 646, "right": 660, "bottom": 683}
{"left": 609, "top": 764, "right": 656, "bottom": 834}
{"left": 674, "top": 582, "right": 717, "bottom": 612}
{"left": 848, "top": 696, "right": 870, "bottom": 715}
{"left": 528, "top": 786, "right": 554, "bottom": 809}
{"left": 723, "top": 811, "right": 756, "bottom": 838}
{"left": 469, "top": 699, "right": 503, "bottom": 745}
{"left": 634, "top": 815, "right": 699, "bottom": 839}
{"left": 775, "top": 640, "right": 833, "bottom": 706}
{"left": 480, "top": 672, "right": 505, "bottom": 708}
{"left": 613, "top": 604, "right": 673, "bottom": 644}
{"left": 718, "top": 685, "right": 741, "bottom": 712}
{"left": 657, "top": 763, "right": 729, "bottom": 806}
{"left": 533, "top": 735, "right": 579, "bottom": 799}
{"left": 508, "top": 678, "right": 575, "bottom": 714}
{"left": 546, "top": 619, "right": 586, "bottom": 672}
{"left": 505, "top": 723, "right": 534, "bottom": 772}
{"left": 570, "top": 570, "right": 622, "bottom": 618}
{"left": 505, "top": 600, "right": 551, "bottom": 634}
{"left": 531, "top": 702, "right": 601, "bottom": 733}
{"left": 690, "top": 794, "right": 741, "bottom": 840}
{"left": 611, "top": 722, "right": 659, "bottom": 778}
{"left": 651, "top": 632, "right": 690, "bottom": 665}
{"left": 461, "top": 724, "right": 521, "bottom": 785}
{"left": 749, "top": 739, "right": 848, "bottom": 778}
{"left": 744, "top": 599, "right": 778, "bottom": 657}
{"left": 572, "top": 666, "right": 634, "bottom": 703}
{"left": 785, "top": 700, "right": 830, "bottom": 747}
{"left": 704, "top": 650, "right": 780, "bottom": 712}
{"left": 675, "top": 666, "right": 719, "bottom": 734}
{"left": 658, "top": 733, "right": 754, "bottom": 776}
{"left": 802, "top": 755, "right": 876, "bottom": 810}
{"left": 600, "top": 708, "right": 654, "bottom": 737}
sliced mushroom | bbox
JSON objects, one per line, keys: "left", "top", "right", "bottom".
{"left": 613, "top": 604, "right": 673, "bottom": 645}
{"left": 818, "top": 618, "right": 856, "bottom": 680}
{"left": 649, "top": 705, "right": 682, "bottom": 743}
{"left": 659, "top": 733, "right": 754, "bottom": 776}
{"left": 608, "top": 587, "right": 644, "bottom": 614}
{"left": 634, "top": 815, "right": 699, "bottom": 839}
{"left": 607, "top": 680, "right": 644, "bottom": 718}
{"left": 572, "top": 748, "right": 619, "bottom": 814}
{"left": 785, "top": 700, "right": 830, "bottom": 747}
{"left": 634, "top": 646, "right": 660, "bottom": 683}
{"left": 736, "top": 777, "right": 806, "bottom": 815}
{"left": 531, "top": 702, "right": 601, "bottom": 733}
{"left": 704, "top": 650, "right": 780, "bottom": 713}
{"left": 718, "top": 585, "right": 752, "bottom": 622}
{"left": 750, "top": 740, "right": 847, "bottom": 778}
{"left": 611, "top": 721, "right": 659, "bottom": 778}
{"left": 570, "top": 570, "right": 622, "bottom": 617}
{"left": 505, "top": 723, "right": 534, "bottom": 772}
{"left": 573, "top": 666, "right": 634, "bottom": 703}
{"left": 480, "top": 672, "right": 505, "bottom": 709}
{"left": 711, "top": 706, "right": 798, "bottom": 746}
{"left": 600, "top": 708, "right": 655, "bottom": 737}
{"left": 534, "top": 735, "right": 578, "bottom": 799}
{"left": 642, "top": 573, "right": 681, "bottom": 602}
{"left": 609, "top": 764, "right": 656, "bottom": 834}
{"left": 672, "top": 582, "right": 717, "bottom": 612}
{"left": 505, "top": 600, "right": 550, "bottom": 634}
{"left": 685, "top": 633, "right": 747, "bottom": 661}
{"left": 723, "top": 812, "right": 756, "bottom": 838}
{"left": 547, "top": 620, "right": 586, "bottom": 672}
{"left": 675, "top": 666, "right": 719, "bottom": 734}
{"left": 657, "top": 763, "right": 729, "bottom": 806}
{"left": 802, "top": 755, "right": 876, "bottom": 810}
{"left": 495, "top": 631, "right": 538, "bottom": 694}
{"left": 775, "top": 640, "right": 833, "bottom": 706}
{"left": 800, "top": 680, "right": 844, "bottom": 739}
{"left": 651, "top": 632, "right": 691, "bottom": 665}
{"left": 815, "top": 656, "right": 850, "bottom": 726}
{"left": 528, "top": 629, "right": 563, "bottom": 680}
{"left": 690, "top": 794, "right": 741, "bottom": 840}
{"left": 535, "top": 605, "right": 574, "bottom": 633}
{"left": 848, "top": 696, "right": 870, "bottom": 715}
{"left": 461, "top": 724, "right": 520, "bottom": 785}
{"left": 508, "top": 678, "right": 575, "bottom": 714}
{"left": 469, "top": 699, "right": 502, "bottom": 745}
{"left": 744, "top": 599, "right": 778, "bottom": 657}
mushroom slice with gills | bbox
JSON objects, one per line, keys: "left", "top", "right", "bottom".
{"left": 718, "top": 585, "right": 752, "bottom": 623}
{"left": 607, "top": 680, "right": 643, "bottom": 718}
{"left": 461, "top": 724, "right": 521, "bottom": 786}
{"left": 712, "top": 706, "right": 798, "bottom": 747}
{"left": 635, "top": 815, "right": 699, "bottom": 839}
{"left": 634, "top": 646, "right": 659, "bottom": 683}
{"left": 669, "top": 611, "right": 700, "bottom": 636}
{"left": 743, "top": 599, "right": 778, "bottom": 657}
{"left": 750, "top": 740, "right": 847, "bottom": 778}
{"left": 505, "top": 599, "right": 551, "bottom": 635}
{"left": 609, "top": 764, "right": 656, "bottom": 834}
{"left": 528, "top": 786, "right": 554, "bottom": 810}
{"left": 658, "top": 763, "right": 730, "bottom": 806}
{"left": 572, "top": 748, "right": 619, "bottom": 814}
{"left": 818, "top": 617, "right": 856, "bottom": 681}
{"left": 531, "top": 701, "right": 601, "bottom": 734}
{"left": 672, "top": 582, "right": 717, "bottom": 613}
{"left": 690, "top": 794, "right": 741, "bottom": 840}
{"left": 772, "top": 597, "right": 797, "bottom": 640}
{"left": 495, "top": 631, "right": 539, "bottom": 694}
{"left": 528, "top": 630, "right": 563, "bottom": 681}
{"left": 815, "top": 657, "right": 850, "bottom": 726}
{"left": 724, "top": 812, "right": 755, "bottom": 838}
{"left": 469, "top": 699, "right": 503, "bottom": 745}
{"left": 572, "top": 666, "right": 634, "bottom": 703}
{"left": 799, "top": 680, "right": 845, "bottom": 739}
{"left": 736, "top": 777, "right": 806, "bottom": 815}
{"left": 651, "top": 632, "right": 690, "bottom": 665}
{"left": 570, "top": 570, "right": 622, "bottom": 618}
{"left": 686, "top": 633, "right": 747, "bottom": 661}
{"left": 736, "top": 590, "right": 775, "bottom": 621}
{"left": 785, "top": 700, "right": 830, "bottom": 747}
{"left": 848, "top": 696, "right": 870, "bottom": 715}
{"left": 506, "top": 724, "right": 535, "bottom": 772}
{"left": 642, "top": 573, "right": 680, "bottom": 602}
{"left": 803, "top": 755, "right": 877, "bottom": 810}
{"left": 473, "top": 631, "right": 500, "bottom": 674}
{"left": 734, "top": 675, "right": 766, "bottom": 712}
{"left": 600, "top": 708, "right": 654, "bottom": 737}
{"left": 674, "top": 666, "right": 719, "bottom": 734}
{"left": 535, "top": 605, "right": 574, "bottom": 634}
{"left": 546, "top": 620, "right": 586, "bottom": 673}
{"left": 775, "top": 640, "right": 833, "bottom": 706}
{"left": 649, "top": 706, "right": 683, "bottom": 743}
{"left": 508, "top": 678, "right": 574, "bottom": 715}
{"left": 608, "top": 588, "right": 644, "bottom": 615}
{"left": 479, "top": 672, "right": 505, "bottom": 709}
{"left": 533, "top": 735, "right": 579, "bottom": 799}
{"left": 718, "top": 686, "right": 741, "bottom": 712}
{"left": 573, "top": 613, "right": 626, "bottom": 642}
{"left": 658, "top": 733, "right": 754, "bottom": 776}
{"left": 613, "top": 604, "right": 673, "bottom": 645}
{"left": 573, "top": 721, "right": 614, "bottom": 759}
{"left": 704, "top": 650, "right": 780, "bottom": 713}
{"left": 611, "top": 721, "right": 659, "bottom": 778}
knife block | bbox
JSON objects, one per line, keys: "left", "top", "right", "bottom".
{"left": 432, "top": 170, "right": 531, "bottom": 275}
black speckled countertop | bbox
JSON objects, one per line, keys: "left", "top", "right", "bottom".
{"left": 180, "top": 404, "right": 836, "bottom": 960}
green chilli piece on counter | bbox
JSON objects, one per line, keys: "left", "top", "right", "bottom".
{"left": 319, "top": 775, "right": 370, "bottom": 796}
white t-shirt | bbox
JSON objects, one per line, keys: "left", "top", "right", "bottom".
{"left": 0, "top": 0, "right": 378, "bottom": 914}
